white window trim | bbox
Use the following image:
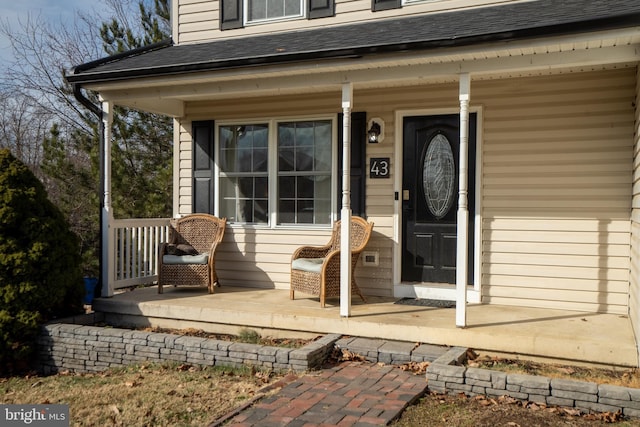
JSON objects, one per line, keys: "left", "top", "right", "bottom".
{"left": 215, "top": 115, "right": 337, "bottom": 230}
{"left": 243, "top": 0, "right": 306, "bottom": 26}
{"left": 402, "top": 0, "right": 441, "bottom": 5}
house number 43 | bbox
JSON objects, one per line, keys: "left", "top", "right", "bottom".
{"left": 369, "top": 157, "right": 390, "bottom": 179}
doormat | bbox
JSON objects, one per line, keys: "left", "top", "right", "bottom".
{"left": 394, "top": 298, "right": 455, "bottom": 308}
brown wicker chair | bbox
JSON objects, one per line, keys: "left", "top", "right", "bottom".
{"left": 290, "top": 216, "right": 373, "bottom": 307}
{"left": 157, "top": 214, "right": 226, "bottom": 294}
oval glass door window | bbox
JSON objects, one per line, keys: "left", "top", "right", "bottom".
{"left": 423, "top": 134, "right": 456, "bottom": 219}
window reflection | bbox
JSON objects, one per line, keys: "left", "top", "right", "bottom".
{"left": 219, "top": 124, "right": 269, "bottom": 224}
{"left": 217, "top": 120, "right": 332, "bottom": 226}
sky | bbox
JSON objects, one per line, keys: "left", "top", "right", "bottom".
{"left": 0, "top": 0, "right": 110, "bottom": 64}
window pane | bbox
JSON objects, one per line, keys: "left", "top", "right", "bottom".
{"left": 279, "top": 148, "right": 294, "bottom": 172}
{"left": 296, "top": 200, "right": 314, "bottom": 224}
{"left": 297, "top": 176, "right": 314, "bottom": 199}
{"left": 279, "top": 175, "right": 295, "bottom": 199}
{"left": 295, "top": 145, "right": 313, "bottom": 171}
{"left": 295, "top": 123, "right": 314, "bottom": 146}
{"left": 218, "top": 124, "right": 269, "bottom": 225}
{"left": 277, "top": 120, "right": 333, "bottom": 225}
{"left": 219, "top": 176, "right": 237, "bottom": 201}
{"left": 285, "top": 0, "right": 301, "bottom": 15}
{"left": 255, "top": 176, "right": 268, "bottom": 200}
{"left": 279, "top": 200, "right": 295, "bottom": 224}
{"left": 253, "top": 198, "right": 268, "bottom": 224}
{"left": 268, "top": 0, "right": 284, "bottom": 19}
{"left": 253, "top": 147, "right": 268, "bottom": 172}
{"left": 248, "top": 0, "right": 266, "bottom": 20}
{"left": 219, "top": 177, "right": 238, "bottom": 222}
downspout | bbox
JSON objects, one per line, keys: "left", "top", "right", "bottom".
{"left": 71, "top": 83, "right": 105, "bottom": 298}
{"left": 67, "top": 39, "right": 172, "bottom": 299}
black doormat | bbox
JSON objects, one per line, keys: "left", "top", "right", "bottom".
{"left": 394, "top": 298, "right": 455, "bottom": 308}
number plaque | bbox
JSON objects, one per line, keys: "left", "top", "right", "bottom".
{"left": 369, "top": 157, "right": 390, "bottom": 179}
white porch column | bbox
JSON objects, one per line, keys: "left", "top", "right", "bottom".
{"left": 340, "top": 83, "right": 353, "bottom": 317}
{"left": 456, "top": 73, "right": 471, "bottom": 327}
{"left": 101, "top": 100, "right": 115, "bottom": 297}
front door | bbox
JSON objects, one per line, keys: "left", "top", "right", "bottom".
{"left": 402, "top": 114, "right": 476, "bottom": 284}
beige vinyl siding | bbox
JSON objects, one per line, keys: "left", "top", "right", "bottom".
{"left": 180, "top": 93, "right": 399, "bottom": 295}
{"left": 477, "top": 69, "right": 635, "bottom": 314}
{"left": 216, "top": 228, "right": 331, "bottom": 288}
{"left": 175, "top": 0, "right": 518, "bottom": 44}
{"left": 630, "top": 66, "right": 640, "bottom": 359}
{"left": 177, "top": 121, "right": 193, "bottom": 212}
{"left": 176, "top": 68, "right": 634, "bottom": 312}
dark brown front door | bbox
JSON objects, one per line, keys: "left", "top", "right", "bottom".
{"left": 402, "top": 114, "right": 476, "bottom": 284}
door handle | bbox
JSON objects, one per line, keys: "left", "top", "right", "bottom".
{"left": 403, "top": 190, "right": 410, "bottom": 201}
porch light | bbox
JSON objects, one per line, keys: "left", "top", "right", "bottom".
{"left": 367, "top": 118, "right": 384, "bottom": 143}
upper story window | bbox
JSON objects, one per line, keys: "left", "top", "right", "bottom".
{"left": 246, "top": 0, "right": 304, "bottom": 23}
{"left": 220, "top": 0, "right": 335, "bottom": 30}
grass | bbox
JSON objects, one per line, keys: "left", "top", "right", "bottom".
{"left": 4, "top": 357, "right": 640, "bottom": 426}
{"left": 1, "top": 362, "right": 283, "bottom": 427}
{"left": 393, "top": 391, "right": 639, "bottom": 427}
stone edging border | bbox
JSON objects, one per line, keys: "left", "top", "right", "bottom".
{"left": 36, "top": 314, "right": 640, "bottom": 419}
{"left": 37, "top": 313, "right": 339, "bottom": 375}
{"left": 425, "top": 346, "right": 640, "bottom": 419}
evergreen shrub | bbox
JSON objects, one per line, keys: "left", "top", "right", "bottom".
{"left": 0, "top": 149, "right": 84, "bottom": 374}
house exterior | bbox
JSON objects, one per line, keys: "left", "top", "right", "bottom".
{"left": 68, "top": 1, "right": 640, "bottom": 360}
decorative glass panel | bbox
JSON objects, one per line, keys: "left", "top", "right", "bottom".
{"left": 423, "top": 133, "right": 456, "bottom": 219}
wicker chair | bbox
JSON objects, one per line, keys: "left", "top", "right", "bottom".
{"left": 157, "top": 214, "right": 226, "bottom": 294}
{"left": 290, "top": 216, "right": 373, "bottom": 307}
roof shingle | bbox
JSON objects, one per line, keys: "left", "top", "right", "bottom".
{"left": 68, "top": 0, "right": 640, "bottom": 84}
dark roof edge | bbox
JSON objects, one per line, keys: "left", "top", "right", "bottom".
{"left": 66, "top": 12, "right": 640, "bottom": 85}
{"left": 69, "top": 38, "right": 174, "bottom": 75}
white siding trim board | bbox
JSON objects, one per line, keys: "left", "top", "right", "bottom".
{"left": 629, "top": 66, "right": 640, "bottom": 364}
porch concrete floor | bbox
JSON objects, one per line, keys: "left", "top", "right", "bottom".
{"left": 93, "top": 285, "right": 638, "bottom": 368}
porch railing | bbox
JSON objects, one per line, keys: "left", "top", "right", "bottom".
{"left": 109, "top": 218, "right": 171, "bottom": 290}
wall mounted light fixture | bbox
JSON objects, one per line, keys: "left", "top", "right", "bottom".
{"left": 367, "top": 118, "right": 384, "bottom": 143}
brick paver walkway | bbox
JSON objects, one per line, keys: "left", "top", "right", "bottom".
{"left": 223, "top": 361, "right": 428, "bottom": 426}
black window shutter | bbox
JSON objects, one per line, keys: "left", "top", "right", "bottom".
{"left": 308, "top": 0, "right": 335, "bottom": 19}
{"left": 337, "top": 112, "right": 367, "bottom": 218}
{"left": 372, "top": 0, "right": 401, "bottom": 11}
{"left": 220, "top": 0, "right": 244, "bottom": 30}
{"left": 192, "top": 121, "right": 215, "bottom": 214}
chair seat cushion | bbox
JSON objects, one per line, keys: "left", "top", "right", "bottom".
{"left": 166, "top": 243, "right": 198, "bottom": 255}
{"left": 163, "top": 253, "right": 209, "bottom": 265}
{"left": 292, "top": 257, "right": 325, "bottom": 273}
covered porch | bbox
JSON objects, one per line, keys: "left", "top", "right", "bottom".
{"left": 69, "top": 3, "right": 640, "bottom": 370}
{"left": 93, "top": 284, "right": 637, "bottom": 368}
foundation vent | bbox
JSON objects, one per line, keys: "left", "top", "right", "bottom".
{"left": 362, "top": 251, "right": 379, "bottom": 267}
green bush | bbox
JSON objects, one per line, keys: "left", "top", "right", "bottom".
{"left": 0, "top": 149, "right": 84, "bottom": 374}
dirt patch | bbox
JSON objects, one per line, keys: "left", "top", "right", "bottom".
{"left": 467, "top": 351, "right": 640, "bottom": 388}
{"left": 393, "top": 391, "right": 634, "bottom": 427}
{"left": 100, "top": 324, "right": 317, "bottom": 348}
